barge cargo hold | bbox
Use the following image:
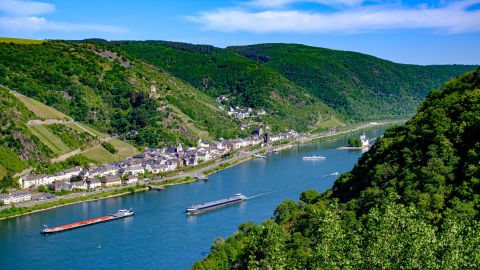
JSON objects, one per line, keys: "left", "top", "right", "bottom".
{"left": 186, "top": 194, "right": 247, "bottom": 215}
{"left": 41, "top": 209, "right": 134, "bottom": 234}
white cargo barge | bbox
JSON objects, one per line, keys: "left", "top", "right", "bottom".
{"left": 186, "top": 194, "right": 247, "bottom": 215}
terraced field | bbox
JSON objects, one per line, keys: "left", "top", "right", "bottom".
{"left": 28, "top": 125, "right": 72, "bottom": 155}
{"left": 12, "top": 92, "right": 71, "bottom": 120}
{"left": 65, "top": 123, "right": 108, "bottom": 139}
{"left": 81, "top": 139, "right": 138, "bottom": 163}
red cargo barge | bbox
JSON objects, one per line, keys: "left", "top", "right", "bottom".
{"left": 41, "top": 209, "right": 134, "bottom": 234}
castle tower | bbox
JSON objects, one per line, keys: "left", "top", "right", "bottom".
{"left": 360, "top": 131, "right": 369, "bottom": 146}
{"left": 149, "top": 82, "right": 159, "bottom": 99}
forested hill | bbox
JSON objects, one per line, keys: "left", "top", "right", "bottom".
{"left": 114, "top": 41, "right": 334, "bottom": 130}
{"left": 0, "top": 41, "right": 244, "bottom": 149}
{"left": 229, "top": 43, "right": 476, "bottom": 120}
{"left": 192, "top": 68, "right": 480, "bottom": 269}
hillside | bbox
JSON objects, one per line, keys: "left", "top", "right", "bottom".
{"left": 0, "top": 41, "right": 244, "bottom": 149}
{"left": 0, "top": 85, "right": 139, "bottom": 184}
{"left": 193, "top": 68, "right": 480, "bottom": 269}
{"left": 229, "top": 43, "right": 476, "bottom": 121}
{"left": 113, "top": 41, "right": 336, "bottom": 131}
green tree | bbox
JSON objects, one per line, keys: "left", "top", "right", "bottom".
{"left": 347, "top": 137, "right": 362, "bottom": 147}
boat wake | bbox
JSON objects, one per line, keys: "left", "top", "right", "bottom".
{"left": 322, "top": 172, "right": 340, "bottom": 178}
{"left": 248, "top": 190, "right": 281, "bottom": 200}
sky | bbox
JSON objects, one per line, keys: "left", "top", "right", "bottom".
{"left": 0, "top": 0, "right": 479, "bottom": 65}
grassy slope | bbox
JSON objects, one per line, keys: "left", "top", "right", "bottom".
{"left": 28, "top": 125, "right": 71, "bottom": 155}
{"left": 12, "top": 92, "right": 71, "bottom": 120}
{"left": 81, "top": 138, "right": 139, "bottom": 163}
{"left": 229, "top": 43, "right": 477, "bottom": 121}
{"left": 114, "top": 41, "right": 335, "bottom": 132}
{"left": 0, "top": 165, "right": 6, "bottom": 179}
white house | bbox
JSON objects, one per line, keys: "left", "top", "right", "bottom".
{"left": 102, "top": 175, "right": 122, "bottom": 187}
{"left": 87, "top": 164, "right": 117, "bottom": 179}
{"left": 145, "top": 163, "right": 168, "bottom": 174}
{"left": 70, "top": 181, "right": 88, "bottom": 190}
{"left": 20, "top": 174, "right": 48, "bottom": 189}
{"left": 124, "top": 175, "right": 138, "bottom": 185}
{"left": 197, "top": 140, "right": 210, "bottom": 148}
{"left": 165, "top": 160, "right": 177, "bottom": 171}
{"left": 51, "top": 180, "right": 69, "bottom": 191}
{"left": 124, "top": 165, "right": 145, "bottom": 176}
{"left": 197, "top": 150, "right": 211, "bottom": 162}
{"left": 87, "top": 179, "right": 102, "bottom": 190}
{"left": 0, "top": 190, "right": 32, "bottom": 205}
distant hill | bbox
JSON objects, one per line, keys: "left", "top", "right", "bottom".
{"left": 114, "top": 40, "right": 335, "bottom": 131}
{"left": 229, "top": 43, "right": 477, "bottom": 121}
{"left": 193, "top": 68, "right": 480, "bottom": 269}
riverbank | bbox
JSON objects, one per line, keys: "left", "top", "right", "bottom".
{"left": 0, "top": 119, "right": 405, "bottom": 220}
{"left": 0, "top": 185, "right": 147, "bottom": 220}
{"left": 302, "top": 119, "right": 405, "bottom": 144}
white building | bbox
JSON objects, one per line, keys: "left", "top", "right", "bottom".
{"left": 197, "top": 150, "right": 211, "bottom": 162}
{"left": 124, "top": 165, "right": 145, "bottom": 176}
{"left": 87, "top": 179, "right": 102, "bottom": 190}
{"left": 70, "top": 181, "right": 88, "bottom": 190}
{"left": 124, "top": 175, "right": 138, "bottom": 185}
{"left": 360, "top": 131, "right": 369, "bottom": 146}
{"left": 20, "top": 174, "right": 48, "bottom": 189}
{"left": 86, "top": 164, "right": 117, "bottom": 179}
{"left": 102, "top": 175, "right": 122, "bottom": 187}
{"left": 0, "top": 190, "right": 32, "bottom": 205}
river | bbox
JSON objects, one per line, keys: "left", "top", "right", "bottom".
{"left": 0, "top": 127, "right": 387, "bottom": 270}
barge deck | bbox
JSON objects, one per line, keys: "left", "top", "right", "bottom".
{"left": 41, "top": 209, "right": 133, "bottom": 234}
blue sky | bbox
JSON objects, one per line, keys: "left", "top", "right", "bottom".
{"left": 0, "top": 0, "right": 479, "bottom": 65}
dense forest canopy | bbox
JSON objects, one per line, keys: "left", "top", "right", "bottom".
{"left": 193, "top": 68, "right": 480, "bottom": 269}
{"left": 114, "top": 40, "right": 334, "bottom": 131}
{"left": 229, "top": 43, "right": 476, "bottom": 121}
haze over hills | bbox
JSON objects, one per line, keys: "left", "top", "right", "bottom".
{"left": 193, "top": 67, "right": 480, "bottom": 269}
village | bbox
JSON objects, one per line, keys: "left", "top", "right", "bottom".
{"left": 0, "top": 130, "right": 299, "bottom": 206}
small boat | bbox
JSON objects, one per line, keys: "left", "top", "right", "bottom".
{"left": 186, "top": 194, "right": 247, "bottom": 215}
{"left": 302, "top": 156, "right": 326, "bottom": 160}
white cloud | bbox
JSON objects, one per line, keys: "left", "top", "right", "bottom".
{"left": 0, "top": 0, "right": 55, "bottom": 16}
{"left": 189, "top": 0, "right": 480, "bottom": 34}
{"left": 248, "top": 0, "right": 365, "bottom": 9}
{"left": 0, "top": 16, "right": 129, "bottom": 34}
{"left": 0, "top": 0, "right": 128, "bottom": 35}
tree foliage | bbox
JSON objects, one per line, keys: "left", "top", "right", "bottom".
{"left": 230, "top": 43, "right": 476, "bottom": 121}
{"left": 193, "top": 68, "right": 480, "bottom": 269}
